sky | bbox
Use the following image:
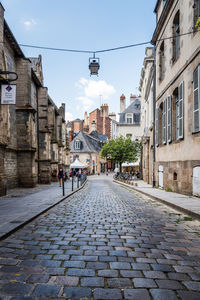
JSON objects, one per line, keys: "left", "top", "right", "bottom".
{"left": 1, "top": 0, "right": 156, "bottom": 121}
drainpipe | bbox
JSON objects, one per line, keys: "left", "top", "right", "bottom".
{"left": 36, "top": 87, "right": 40, "bottom": 184}
{"left": 152, "top": 45, "right": 156, "bottom": 188}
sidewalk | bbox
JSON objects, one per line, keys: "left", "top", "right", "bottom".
{"left": 0, "top": 179, "right": 86, "bottom": 240}
{"left": 114, "top": 179, "right": 200, "bottom": 221}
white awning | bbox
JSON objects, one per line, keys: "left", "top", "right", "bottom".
{"left": 122, "top": 162, "right": 139, "bottom": 167}
{"left": 70, "top": 158, "right": 88, "bottom": 169}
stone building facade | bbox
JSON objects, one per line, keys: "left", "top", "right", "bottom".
{"left": 0, "top": 4, "right": 68, "bottom": 195}
{"left": 139, "top": 47, "right": 154, "bottom": 185}
{"left": 152, "top": 0, "right": 200, "bottom": 195}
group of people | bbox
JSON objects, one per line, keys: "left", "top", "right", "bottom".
{"left": 57, "top": 166, "right": 86, "bottom": 187}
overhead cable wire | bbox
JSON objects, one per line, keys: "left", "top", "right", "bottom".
{"left": 17, "top": 30, "right": 196, "bottom": 54}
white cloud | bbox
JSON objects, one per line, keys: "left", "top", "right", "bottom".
{"left": 23, "top": 19, "right": 36, "bottom": 29}
{"left": 77, "top": 96, "right": 95, "bottom": 111}
{"left": 77, "top": 78, "right": 116, "bottom": 100}
{"left": 65, "top": 112, "right": 74, "bottom": 121}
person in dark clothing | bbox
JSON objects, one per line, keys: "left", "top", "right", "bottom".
{"left": 57, "top": 166, "right": 64, "bottom": 187}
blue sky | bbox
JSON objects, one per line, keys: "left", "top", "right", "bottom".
{"left": 1, "top": 0, "right": 156, "bottom": 120}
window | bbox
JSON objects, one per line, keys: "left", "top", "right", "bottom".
{"left": 159, "top": 42, "right": 165, "bottom": 81}
{"left": 163, "top": 0, "right": 167, "bottom": 8}
{"left": 172, "top": 11, "right": 180, "bottom": 62}
{"left": 167, "top": 96, "right": 172, "bottom": 142}
{"left": 156, "top": 107, "right": 159, "bottom": 146}
{"left": 162, "top": 99, "right": 167, "bottom": 144}
{"left": 175, "top": 82, "right": 184, "bottom": 140}
{"left": 74, "top": 140, "right": 81, "bottom": 150}
{"left": 133, "top": 113, "right": 140, "bottom": 123}
{"left": 126, "top": 113, "right": 133, "bottom": 124}
{"left": 193, "top": 65, "right": 200, "bottom": 132}
{"left": 194, "top": 0, "right": 200, "bottom": 27}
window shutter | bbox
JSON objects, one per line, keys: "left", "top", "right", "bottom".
{"left": 156, "top": 108, "right": 159, "bottom": 146}
{"left": 176, "top": 96, "right": 179, "bottom": 140}
{"left": 178, "top": 81, "right": 184, "bottom": 139}
{"left": 167, "top": 96, "right": 172, "bottom": 142}
{"left": 162, "top": 99, "right": 167, "bottom": 144}
{"left": 193, "top": 65, "right": 200, "bottom": 132}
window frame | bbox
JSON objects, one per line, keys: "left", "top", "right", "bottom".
{"left": 176, "top": 81, "right": 184, "bottom": 140}
{"left": 193, "top": 65, "right": 200, "bottom": 133}
{"left": 162, "top": 99, "right": 167, "bottom": 144}
{"left": 74, "top": 140, "right": 81, "bottom": 150}
{"left": 172, "top": 11, "right": 180, "bottom": 62}
{"left": 159, "top": 41, "right": 165, "bottom": 81}
{"left": 167, "top": 95, "right": 172, "bottom": 142}
{"left": 126, "top": 113, "right": 133, "bottom": 124}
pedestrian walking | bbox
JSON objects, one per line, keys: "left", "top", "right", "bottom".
{"left": 57, "top": 166, "right": 64, "bottom": 187}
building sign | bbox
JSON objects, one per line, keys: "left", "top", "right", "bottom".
{"left": 1, "top": 85, "right": 16, "bottom": 105}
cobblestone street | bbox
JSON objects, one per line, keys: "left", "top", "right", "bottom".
{"left": 0, "top": 176, "right": 200, "bottom": 299}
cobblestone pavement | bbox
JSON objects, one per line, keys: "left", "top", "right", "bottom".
{"left": 0, "top": 177, "right": 200, "bottom": 299}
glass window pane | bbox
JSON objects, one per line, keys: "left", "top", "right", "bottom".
{"left": 194, "top": 89, "right": 199, "bottom": 110}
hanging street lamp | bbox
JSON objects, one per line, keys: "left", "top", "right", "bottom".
{"left": 89, "top": 53, "right": 100, "bottom": 76}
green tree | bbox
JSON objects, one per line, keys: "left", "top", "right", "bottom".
{"left": 101, "top": 136, "right": 141, "bottom": 172}
{"left": 195, "top": 17, "right": 200, "bottom": 34}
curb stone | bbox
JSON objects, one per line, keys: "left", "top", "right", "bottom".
{"left": 113, "top": 180, "right": 200, "bottom": 221}
{"left": 0, "top": 180, "right": 88, "bottom": 241}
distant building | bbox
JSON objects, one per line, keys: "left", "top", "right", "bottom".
{"left": 139, "top": 47, "right": 154, "bottom": 185}
{"left": 89, "top": 104, "right": 111, "bottom": 139}
{"left": 70, "top": 121, "right": 107, "bottom": 174}
{"left": 118, "top": 94, "right": 144, "bottom": 141}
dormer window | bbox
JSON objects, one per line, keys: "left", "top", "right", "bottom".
{"left": 75, "top": 140, "right": 81, "bottom": 150}
{"left": 126, "top": 113, "right": 133, "bottom": 124}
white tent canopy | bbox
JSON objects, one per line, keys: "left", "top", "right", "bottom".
{"left": 70, "top": 158, "right": 88, "bottom": 169}
{"left": 122, "top": 162, "right": 139, "bottom": 167}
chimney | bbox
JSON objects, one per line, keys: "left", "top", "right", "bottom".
{"left": 109, "top": 113, "right": 116, "bottom": 121}
{"left": 84, "top": 111, "right": 88, "bottom": 126}
{"left": 120, "top": 94, "right": 126, "bottom": 113}
{"left": 91, "top": 120, "right": 97, "bottom": 132}
{"left": 100, "top": 104, "right": 109, "bottom": 118}
{"left": 130, "top": 94, "right": 136, "bottom": 104}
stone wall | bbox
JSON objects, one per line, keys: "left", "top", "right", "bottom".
{"left": 4, "top": 150, "right": 18, "bottom": 188}
{"left": 155, "top": 160, "right": 200, "bottom": 195}
{"left": 18, "top": 151, "right": 37, "bottom": 187}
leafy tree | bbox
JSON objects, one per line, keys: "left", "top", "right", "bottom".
{"left": 101, "top": 136, "right": 141, "bottom": 172}
{"left": 195, "top": 17, "right": 200, "bottom": 34}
